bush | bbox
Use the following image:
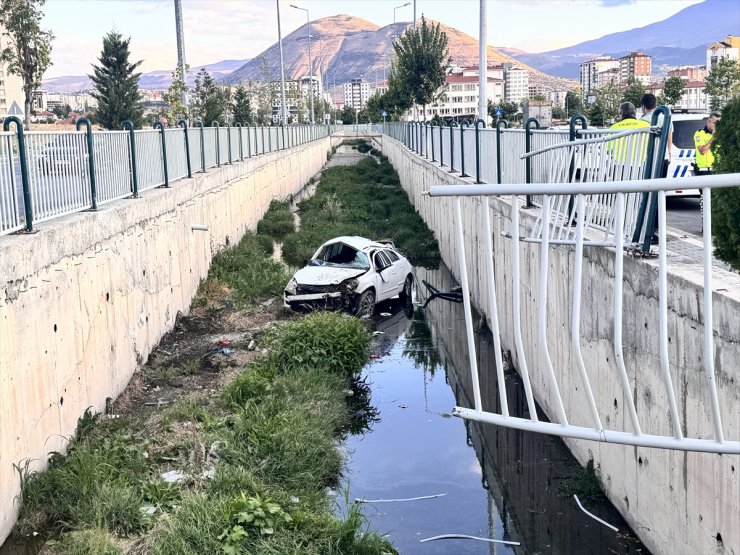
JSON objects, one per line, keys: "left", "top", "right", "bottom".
{"left": 711, "top": 96, "right": 740, "bottom": 271}
{"left": 256, "top": 200, "right": 295, "bottom": 239}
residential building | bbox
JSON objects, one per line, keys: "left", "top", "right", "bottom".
{"left": 674, "top": 81, "right": 710, "bottom": 111}
{"left": 0, "top": 25, "right": 25, "bottom": 119}
{"left": 548, "top": 90, "right": 568, "bottom": 109}
{"left": 597, "top": 67, "right": 620, "bottom": 89}
{"left": 706, "top": 35, "right": 740, "bottom": 72}
{"left": 375, "top": 80, "right": 389, "bottom": 96}
{"left": 343, "top": 79, "right": 373, "bottom": 109}
{"left": 32, "top": 90, "right": 99, "bottom": 113}
{"left": 580, "top": 56, "right": 620, "bottom": 96}
{"left": 522, "top": 101, "right": 552, "bottom": 128}
{"left": 502, "top": 64, "right": 529, "bottom": 104}
{"left": 667, "top": 65, "right": 707, "bottom": 83}
{"left": 528, "top": 83, "right": 549, "bottom": 99}
{"left": 619, "top": 51, "right": 652, "bottom": 85}
{"left": 299, "top": 74, "right": 322, "bottom": 99}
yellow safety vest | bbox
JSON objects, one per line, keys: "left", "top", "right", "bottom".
{"left": 607, "top": 118, "right": 651, "bottom": 163}
{"left": 694, "top": 128, "right": 714, "bottom": 169}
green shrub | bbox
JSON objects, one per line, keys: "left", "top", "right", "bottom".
{"left": 48, "top": 528, "right": 124, "bottom": 555}
{"left": 256, "top": 200, "right": 295, "bottom": 239}
{"left": 711, "top": 96, "right": 740, "bottom": 270}
{"left": 255, "top": 234, "right": 275, "bottom": 257}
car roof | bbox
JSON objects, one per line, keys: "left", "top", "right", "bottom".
{"left": 321, "top": 236, "right": 389, "bottom": 252}
{"left": 671, "top": 113, "right": 709, "bottom": 122}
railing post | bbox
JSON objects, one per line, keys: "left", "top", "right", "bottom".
{"left": 226, "top": 122, "right": 233, "bottom": 163}
{"left": 235, "top": 122, "right": 243, "bottom": 160}
{"left": 475, "top": 118, "right": 486, "bottom": 183}
{"left": 449, "top": 121, "right": 458, "bottom": 173}
{"left": 3, "top": 115, "right": 33, "bottom": 231}
{"left": 417, "top": 120, "right": 422, "bottom": 154}
{"left": 121, "top": 119, "right": 139, "bottom": 197}
{"left": 495, "top": 119, "right": 508, "bottom": 185}
{"left": 193, "top": 119, "right": 205, "bottom": 172}
{"left": 177, "top": 119, "right": 192, "bottom": 178}
{"left": 153, "top": 121, "right": 169, "bottom": 187}
{"left": 566, "top": 114, "right": 588, "bottom": 218}
{"left": 524, "top": 117, "right": 541, "bottom": 207}
{"left": 439, "top": 121, "right": 445, "bottom": 167}
{"left": 281, "top": 124, "right": 286, "bottom": 150}
{"left": 267, "top": 125, "right": 271, "bottom": 153}
{"left": 460, "top": 119, "right": 470, "bottom": 177}
{"left": 75, "top": 117, "right": 98, "bottom": 210}
{"left": 212, "top": 121, "right": 221, "bottom": 167}
{"left": 430, "top": 122, "right": 436, "bottom": 163}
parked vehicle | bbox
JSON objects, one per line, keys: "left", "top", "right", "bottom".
{"left": 663, "top": 113, "right": 709, "bottom": 198}
{"left": 284, "top": 236, "right": 414, "bottom": 317}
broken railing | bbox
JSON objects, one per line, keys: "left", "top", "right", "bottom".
{"left": 426, "top": 170, "right": 740, "bottom": 454}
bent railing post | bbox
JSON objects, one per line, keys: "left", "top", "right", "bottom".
{"left": 495, "top": 119, "right": 508, "bottom": 185}
{"left": 460, "top": 119, "right": 470, "bottom": 177}
{"left": 177, "top": 119, "right": 192, "bottom": 178}
{"left": 3, "top": 115, "right": 33, "bottom": 231}
{"left": 524, "top": 117, "right": 541, "bottom": 207}
{"left": 121, "top": 119, "right": 139, "bottom": 197}
{"left": 212, "top": 121, "right": 221, "bottom": 167}
{"left": 475, "top": 118, "right": 486, "bottom": 183}
{"left": 76, "top": 117, "right": 98, "bottom": 210}
{"left": 153, "top": 121, "right": 169, "bottom": 187}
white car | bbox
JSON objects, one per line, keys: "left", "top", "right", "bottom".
{"left": 663, "top": 113, "right": 709, "bottom": 197}
{"left": 284, "top": 236, "right": 414, "bottom": 317}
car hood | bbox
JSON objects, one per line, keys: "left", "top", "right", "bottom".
{"left": 293, "top": 266, "right": 367, "bottom": 286}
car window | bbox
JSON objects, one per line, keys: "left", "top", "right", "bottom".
{"left": 312, "top": 243, "right": 370, "bottom": 269}
{"left": 673, "top": 120, "right": 706, "bottom": 150}
{"left": 375, "top": 251, "right": 392, "bottom": 270}
{"left": 385, "top": 250, "right": 399, "bottom": 263}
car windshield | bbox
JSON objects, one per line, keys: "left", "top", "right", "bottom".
{"left": 673, "top": 120, "right": 706, "bottom": 149}
{"left": 309, "top": 242, "right": 370, "bottom": 269}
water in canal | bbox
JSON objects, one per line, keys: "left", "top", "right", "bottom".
{"left": 340, "top": 263, "right": 647, "bottom": 555}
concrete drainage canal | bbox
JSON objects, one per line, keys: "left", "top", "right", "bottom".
{"left": 339, "top": 263, "right": 648, "bottom": 554}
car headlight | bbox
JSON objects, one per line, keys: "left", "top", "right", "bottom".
{"left": 345, "top": 279, "right": 359, "bottom": 291}
{"left": 285, "top": 278, "right": 297, "bottom": 294}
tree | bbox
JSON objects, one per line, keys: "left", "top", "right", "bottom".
{"left": 710, "top": 95, "right": 740, "bottom": 270}
{"left": 488, "top": 99, "right": 518, "bottom": 121}
{"left": 233, "top": 84, "right": 253, "bottom": 124}
{"left": 191, "top": 68, "right": 223, "bottom": 125}
{"left": 592, "top": 82, "right": 621, "bottom": 125}
{"left": 704, "top": 58, "right": 740, "bottom": 110}
{"left": 565, "top": 90, "right": 582, "bottom": 116}
{"left": 392, "top": 16, "right": 451, "bottom": 119}
{"left": 0, "top": 0, "right": 54, "bottom": 130}
{"left": 89, "top": 31, "right": 143, "bottom": 129}
{"left": 529, "top": 94, "right": 547, "bottom": 102}
{"left": 622, "top": 80, "right": 645, "bottom": 108}
{"left": 661, "top": 76, "right": 685, "bottom": 107}
{"left": 161, "top": 65, "right": 188, "bottom": 125}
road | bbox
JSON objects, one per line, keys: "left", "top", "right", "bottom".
{"left": 666, "top": 196, "right": 702, "bottom": 236}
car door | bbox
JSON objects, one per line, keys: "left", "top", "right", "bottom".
{"left": 382, "top": 249, "right": 404, "bottom": 293}
{"left": 373, "top": 251, "right": 396, "bottom": 300}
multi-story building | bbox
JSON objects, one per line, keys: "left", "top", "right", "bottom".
{"left": 299, "top": 74, "right": 322, "bottom": 99}
{"left": 0, "top": 25, "right": 25, "bottom": 119}
{"left": 667, "top": 65, "right": 707, "bottom": 82}
{"left": 522, "top": 101, "right": 552, "bottom": 128}
{"left": 706, "top": 35, "right": 740, "bottom": 72}
{"left": 597, "top": 67, "right": 620, "bottom": 89}
{"left": 548, "top": 90, "right": 568, "bottom": 109}
{"left": 502, "top": 64, "right": 529, "bottom": 104}
{"left": 580, "top": 56, "right": 620, "bottom": 96}
{"left": 32, "top": 90, "right": 99, "bottom": 113}
{"left": 343, "top": 79, "right": 373, "bottom": 109}
{"left": 619, "top": 51, "right": 652, "bottom": 85}
{"left": 674, "top": 81, "right": 710, "bottom": 111}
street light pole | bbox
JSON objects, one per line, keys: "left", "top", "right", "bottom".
{"left": 393, "top": 2, "right": 410, "bottom": 39}
{"left": 174, "top": 0, "right": 188, "bottom": 108}
{"left": 276, "top": 0, "right": 288, "bottom": 126}
{"left": 290, "top": 5, "right": 314, "bottom": 125}
{"left": 478, "top": 0, "right": 487, "bottom": 122}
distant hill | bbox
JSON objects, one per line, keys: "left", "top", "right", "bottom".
{"left": 225, "top": 14, "right": 575, "bottom": 91}
{"left": 42, "top": 59, "right": 249, "bottom": 93}
{"left": 512, "top": 0, "right": 740, "bottom": 78}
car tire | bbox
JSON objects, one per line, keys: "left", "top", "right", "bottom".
{"left": 355, "top": 289, "right": 376, "bottom": 318}
{"left": 399, "top": 274, "right": 413, "bottom": 302}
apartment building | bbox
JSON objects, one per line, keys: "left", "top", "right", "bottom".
{"left": 502, "top": 64, "right": 529, "bottom": 104}
{"left": 667, "top": 65, "right": 707, "bottom": 82}
{"left": 343, "top": 79, "right": 373, "bottom": 109}
{"left": 619, "top": 52, "right": 652, "bottom": 85}
{"left": 0, "top": 26, "right": 24, "bottom": 119}
{"left": 580, "top": 56, "right": 620, "bottom": 96}
{"left": 706, "top": 35, "right": 740, "bottom": 72}
{"left": 674, "top": 81, "right": 710, "bottom": 111}
{"left": 412, "top": 66, "right": 504, "bottom": 120}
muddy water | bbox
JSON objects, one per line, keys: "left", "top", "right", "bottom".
{"left": 340, "top": 264, "right": 648, "bottom": 554}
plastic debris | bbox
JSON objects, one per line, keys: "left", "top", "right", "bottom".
{"left": 219, "top": 347, "right": 234, "bottom": 356}
{"left": 370, "top": 354, "right": 380, "bottom": 359}
{"left": 201, "top": 467, "right": 216, "bottom": 479}
{"left": 380, "top": 312, "right": 392, "bottom": 317}
{"left": 140, "top": 506, "right": 157, "bottom": 516}
{"left": 355, "top": 493, "right": 446, "bottom": 503}
{"left": 372, "top": 331, "right": 386, "bottom": 336}
{"left": 161, "top": 470, "right": 185, "bottom": 483}
{"left": 261, "top": 298, "right": 275, "bottom": 307}
{"left": 217, "top": 338, "right": 230, "bottom": 346}
{"left": 290, "top": 496, "right": 300, "bottom": 504}
{"left": 247, "top": 340, "right": 256, "bottom": 351}
{"left": 399, "top": 404, "right": 408, "bottom": 409}
{"left": 574, "top": 494, "right": 619, "bottom": 532}
{"left": 419, "top": 534, "right": 520, "bottom": 546}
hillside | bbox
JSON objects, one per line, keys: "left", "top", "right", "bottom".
{"left": 513, "top": 0, "right": 740, "bottom": 78}
{"left": 225, "top": 14, "right": 574, "bottom": 91}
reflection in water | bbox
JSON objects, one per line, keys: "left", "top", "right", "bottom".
{"left": 340, "top": 266, "right": 647, "bottom": 555}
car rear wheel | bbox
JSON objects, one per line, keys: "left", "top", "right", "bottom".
{"left": 399, "top": 274, "right": 413, "bottom": 302}
{"left": 355, "top": 289, "right": 376, "bottom": 318}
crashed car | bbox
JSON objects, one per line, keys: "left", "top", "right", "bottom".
{"left": 284, "top": 236, "right": 414, "bottom": 317}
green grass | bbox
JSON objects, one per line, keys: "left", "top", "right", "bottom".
{"left": 281, "top": 157, "right": 439, "bottom": 268}
{"left": 256, "top": 200, "right": 295, "bottom": 239}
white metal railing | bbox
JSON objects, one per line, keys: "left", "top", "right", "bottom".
{"left": 95, "top": 131, "right": 132, "bottom": 205}
{"left": 0, "top": 132, "right": 23, "bottom": 234}
{"left": 427, "top": 172, "right": 740, "bottom": 454}
{"left": 135, "top": 130, "right": 166, "bottom": 191}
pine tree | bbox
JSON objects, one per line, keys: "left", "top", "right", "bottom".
{"left": 191, "top": 68, "right": 223, "bottom": 125}
{"left": 233, "top": 85, "right": 253, "bottom": 124}
{"left": 89, "top": 31, "right": 144, "bottom": 130}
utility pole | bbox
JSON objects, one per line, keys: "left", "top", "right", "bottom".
{"left": 478, "top": 0, "right": 487, "bottom": 122}
{"left": 413, "top": 0, "right": 416, "bottom": 28}
{"left": 276, "top": 0, "right": 288, "bottom": 126}
{"left": 290, "top": 5, "right": 314, "bottom": 124}
{"left": 174, "top": 0, "right": 188, "bottom": 108}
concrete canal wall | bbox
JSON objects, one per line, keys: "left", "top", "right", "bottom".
{"left": 0, "top": 136, "right": 337, "bottom": 544}
{"left": 377, "top": 135, "right": 740, "bottom": 555}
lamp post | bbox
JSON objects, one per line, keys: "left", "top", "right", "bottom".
{"left": 276, "top": 0, "right": 288, "bottom": 126}
{"left": 393, "top": 2, "right": 410, "bottom": 39}
{"left": 290, "top": 4, "right": 314, "bottom": 125}
{"left": 478, "top": 0, "right": 487, "bottom": 122}
{"left": 174, "top": 0, "right": 188, "bottom": 108}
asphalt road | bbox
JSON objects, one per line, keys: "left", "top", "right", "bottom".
{"left": 666, "top": 196, "right": 703, "bottom": 236}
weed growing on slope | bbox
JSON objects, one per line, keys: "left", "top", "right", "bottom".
{"left": 256, "top": 200, "right": 295, "bottom": 239}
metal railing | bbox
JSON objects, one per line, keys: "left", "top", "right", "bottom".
{"left": 0, "top": 116, "right": 333, "bottom": 236}
{"left": 427, "top": 172, "right": 740, "bottom": 455}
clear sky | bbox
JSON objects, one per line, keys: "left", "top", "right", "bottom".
{"left": 43, "top": 0, "right": 704, "bottom": 78}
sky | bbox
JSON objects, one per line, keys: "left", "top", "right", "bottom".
{"left": 42, "top": 0, "right": 704, "bottom": 78}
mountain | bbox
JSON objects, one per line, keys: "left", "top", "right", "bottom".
{"left": 512, "top": 0, "right": 740, "bottom": 78}
{"left": 42, "top": 59, "right": 250, "bottom": 93}
{"left": 225, "top": 14, "right": 574, "bottom": 91}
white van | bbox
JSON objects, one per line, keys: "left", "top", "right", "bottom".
{"left": 663, "top": 113, "right": 709, "bottom": 197}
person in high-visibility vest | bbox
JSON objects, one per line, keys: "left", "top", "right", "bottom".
{"left": 608, "top": 102, "right": 651, "bottom": 168}
{"left": 693, "top": 112, "right": 721, "bottom": 176}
